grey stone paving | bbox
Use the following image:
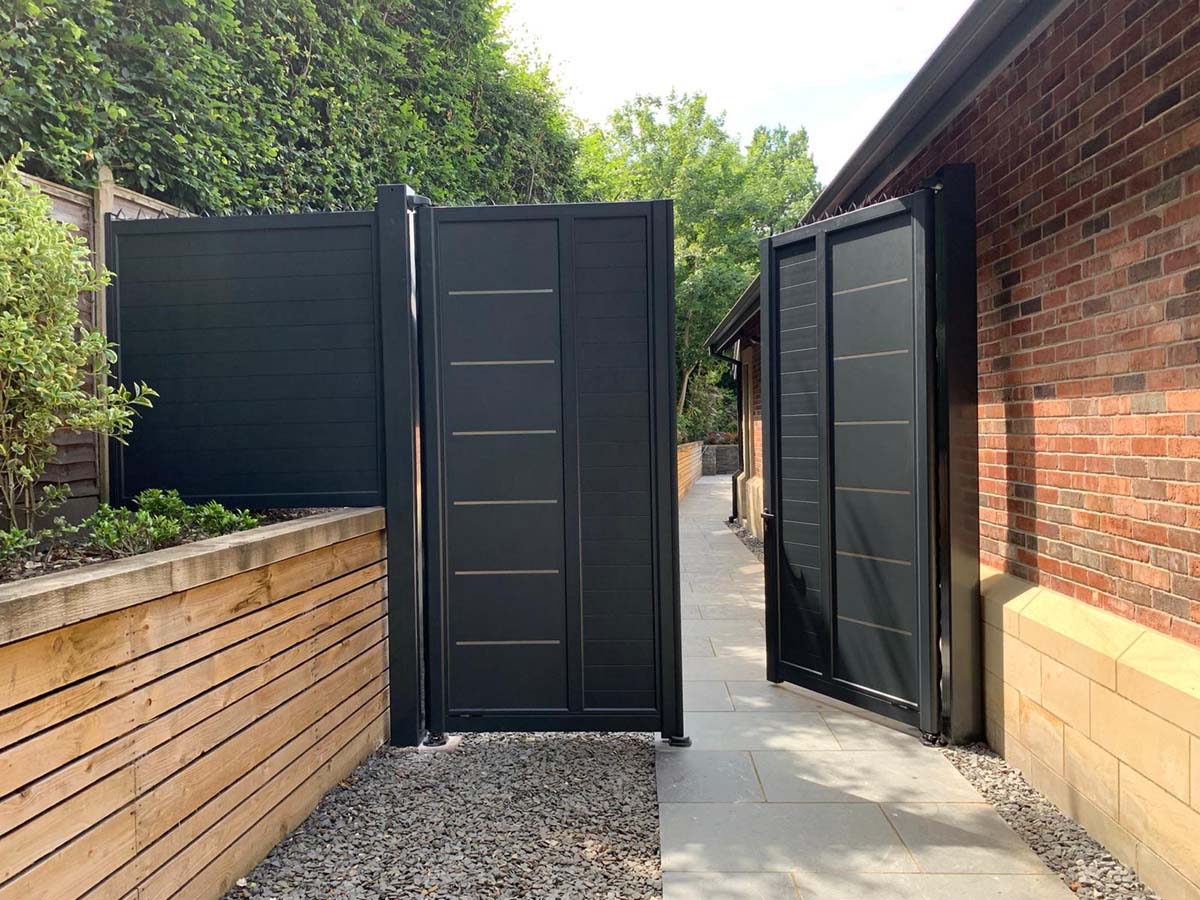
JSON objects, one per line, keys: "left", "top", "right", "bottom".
{"left": 661, "top": 476, "right": 1071, "bottom": 900}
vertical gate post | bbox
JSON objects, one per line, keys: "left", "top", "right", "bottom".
{"left": 413, "top": 201, "right": 448, "bottom": 742}
{"left": 759, "top": 236, "right": 780, "bottom": 686}
{"left": 654, "top": 201, "right": 689, "bottom": 746}
{"left": 377, "top": 184, "right": 424, "bottom": 746}
{"left": 933, "top": 164, "right": 981, "bottom": 742}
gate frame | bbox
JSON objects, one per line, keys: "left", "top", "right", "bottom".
{"left": 415, "top": 200, "right": 686, "bottom": 740}
{"left": 760, "top": 167, "right": 979, "bottom": 740}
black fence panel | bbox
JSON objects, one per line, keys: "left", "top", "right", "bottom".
{"left": 107, "top": 212, "right": 384, "bottom": 508}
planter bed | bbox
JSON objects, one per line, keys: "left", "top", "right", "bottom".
{"left": 0, "top": 507, "right": 388, "bottom": 899}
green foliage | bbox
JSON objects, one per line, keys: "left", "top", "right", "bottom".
{"left": 0, "top": 151, "right": 156, "bottom": 531}
{"left": 579, "top": 94, "right": 820, "bottom": 439}
{"left": 0, "top": 1, "right": 579, "bottom": 212}
{"left": 0, "top": 525, "right": 36, "bottom": 567}
{"left": 84, "top": 505, "right": 183, "bottom": 556}
{"left": 82, "top": 489, "right": 262, "bottom": 557}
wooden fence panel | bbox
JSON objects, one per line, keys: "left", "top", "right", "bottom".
{"left": 18, "top": 168, "right": 184, "bottom": 515}
{"left": 677, "top": 441, "right": 704, "bottom": 500}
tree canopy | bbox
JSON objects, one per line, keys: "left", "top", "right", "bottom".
{"left": 0, "top": 0, "right": 579, "bottom": 212}
{"left": 3, "top": 1, "right": 820, "bottom": 439}
{"left": 579, "top": 93, "right": 820, "bottom": 438}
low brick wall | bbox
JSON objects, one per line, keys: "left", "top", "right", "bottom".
{"left": 982, "top": 565, "right": 1200, "bottom": 899}
{"left": 677, "top": 441, "right": 703, "bottom": 500}
{"left": 0, "top": 509, "right": 387, "bottom": 899}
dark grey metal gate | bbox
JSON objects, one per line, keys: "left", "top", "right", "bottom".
{"left": 417, "top": 201, "right": 685, "bottom": 738}
{"left": 761, "top": 172, "right": 979, "bottom": 737}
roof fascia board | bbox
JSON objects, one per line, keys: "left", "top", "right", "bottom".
{"left": 707, "top": 274, "right": 761, "bottom": 353}
{"left": 806, "top": 0, "right": 1074, "bottom": 220}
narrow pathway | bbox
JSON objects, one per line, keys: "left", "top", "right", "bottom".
{"left": 659, "top": 476, "right": 1071, "bottom": 899}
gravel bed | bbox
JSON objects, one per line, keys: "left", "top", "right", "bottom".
{"left": 943, "top": 743, "right": 1159, "bottom": 899}
{"left": 726, "top": 521, "right": 764, "bottom": 562}
{"left": 226, "top": 732, "right": 660, "bottom": 900}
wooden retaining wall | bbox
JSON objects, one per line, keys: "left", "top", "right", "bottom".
{"left": 0, "top": 508, "right": 387, "bottom": 900}
{"left": 677, "top": 441, "right": 703, "bottom": 501}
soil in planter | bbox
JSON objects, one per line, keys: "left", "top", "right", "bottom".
{"left": 0, "top": 506, "right": 338, "bottom": 586}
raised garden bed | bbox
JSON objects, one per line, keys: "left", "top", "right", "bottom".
{"left": 0, "top": 507, "right": 388, "bottom": 898}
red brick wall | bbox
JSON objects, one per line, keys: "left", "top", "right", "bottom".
{"left": 744, "top": 343, "right": 764, "bottom": 477}
{"left": 884, "top": 0, "right": 1200, "bottom": 643}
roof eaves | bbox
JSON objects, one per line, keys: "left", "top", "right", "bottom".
{"left": 706, "top": 274, "right": 761, "bottom": 354}
{"left": 803, "top": 0, "right": 1073, "bottom": 222}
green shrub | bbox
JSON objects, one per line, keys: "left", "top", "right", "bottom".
{"left": 0, "top": 150, "right": 155, "bottom": 531}
{"left": 80, "top": 489, "right": 262, "bottom": 558}
{"left": 84, "top": 505, "right": 182, "bottom": 556}
{"left": 188, "top": 500, "right": 261, "bottom": 536}
{"left": 0, "top": 525, "right": 36, "bottom": 567}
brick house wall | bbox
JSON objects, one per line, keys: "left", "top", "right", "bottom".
{"left": 748, "top": 343, "right": 764, "bottom": 478}
{"left": 883, "top": 0, "right": 1200, "bottom": 643}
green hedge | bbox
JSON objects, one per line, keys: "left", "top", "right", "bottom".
{"left": 0, "top": 0, "right": 578, "bottom": 212}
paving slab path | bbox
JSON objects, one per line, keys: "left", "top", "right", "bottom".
{"left": 660, "top": 476, "right": 1071, "bottom": 900}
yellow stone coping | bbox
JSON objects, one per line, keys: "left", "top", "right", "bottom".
{"left": 981, "top": 565, "right": 1200, "bottom": 738}
{"left": 0, "top": 507, "right": 385, "bottom": 647}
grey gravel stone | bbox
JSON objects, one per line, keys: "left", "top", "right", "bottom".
{"left": 726, "top": 522, "right": 764, "bottom": 562}
{"left": 224, "top": 732, "right": 660, "bottom": 900}
{"left": 943, "top": 743, "right": 1160, "bottom": 900}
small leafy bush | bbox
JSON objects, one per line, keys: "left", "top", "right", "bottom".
{"left": 188, "top": 500, "right": 261, "bottom": 536}
{"left": 0, "top": 149, "right": 155, "bottom": 531}
{"left": 80, "top": 489, "right": 262, "bottom": 558}
{"left": 0, "top": 526, "right": 36, "bottom": 567}
{"left": 85, "top": 505, "right": 182, "bottom": 556}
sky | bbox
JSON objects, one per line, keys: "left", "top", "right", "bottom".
{"left": 503, "top": 0, "right": 975, "bottom": 183}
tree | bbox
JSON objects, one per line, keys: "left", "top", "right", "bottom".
{"left": 0, "top": 152, "right": 154, "bottom": 532}
{"left": 0, "top": 1, "right": 579, "bottom": 212}
{"left": 579, "top": 94, "right": 820, "bottom": 438}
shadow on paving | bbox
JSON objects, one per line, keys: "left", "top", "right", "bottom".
{"left": 225, "top": 733, "right": 660, "bottom": 900}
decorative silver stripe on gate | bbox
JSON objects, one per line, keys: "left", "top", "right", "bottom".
{"left": 836, "top": 486, "right": 911, "bottom": 495}
{"left": 834, "top": 419, "right": 911, "bottom": 426}
{"left": 454, "top": 569, "right": 560, "bottom": 575}
{"left": 449, "top": 359, "right": 556, "bottom": 366}
{"left": 454, "top": 640, "right": 562, "bottom": 646}
{"left": 778, "top": 254, "right": 815, "bottom": 270}
{"left": 837, "top": 614, "right": 913, "bottom": 637}
{"left": 832, "top": 276, "right": 909, "bottom": 297}
{"left": 836, "top": 549, "right": 912, "bottom": 566}
{"left": 451, "top": 429, "right": 558, "bottom": 436}
{"left": 447, "top": 288, "right": 555, "bottom": 295}
{"left": 452, "top": 499, "right": 559, "bottom": 506}
{"left": 833, "top": 348, "right": 909, "bottom": 362}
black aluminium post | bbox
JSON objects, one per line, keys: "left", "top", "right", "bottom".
{"left": 911, "top": 189, "right": 940, "bottom": 739}
{"left": 377, "top": 185, "right": 424, "bottom": 746}
{"left": 654, "top": 200, "right": 688, "bottom": 746}
{"left": 759, "top": 236, "right": 779, "bottom": 685}
{"left": 414, "top": 202, "right": 448, "bottom": 743}
{"left": 933, "top": 164, "right": 981, "bottom": 743}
